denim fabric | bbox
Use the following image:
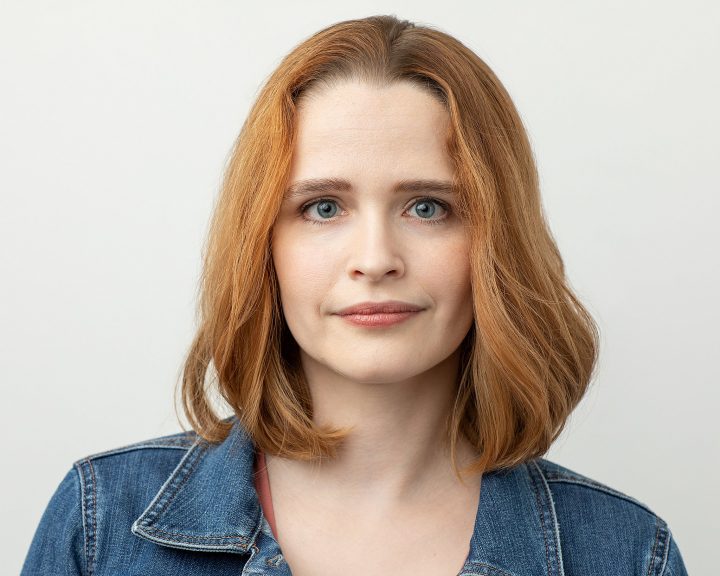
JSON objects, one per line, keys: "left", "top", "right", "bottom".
{"left": 22, "top": 417, "right": 689, "bottom": 575}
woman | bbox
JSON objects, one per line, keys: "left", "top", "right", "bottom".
{"left": 22, "top": 15, "right": 688, "bottom": 575}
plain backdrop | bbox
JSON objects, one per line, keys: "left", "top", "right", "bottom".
{"left": 1, "top": 1, "right": 718, "bottom": 574}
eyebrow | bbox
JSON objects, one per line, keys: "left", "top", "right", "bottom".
{"left": 283, "top": 177, "right": 455, "bottom": 199}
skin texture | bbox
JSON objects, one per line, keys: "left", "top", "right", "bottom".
{"left": 268, "top": 80, "right": 480, "bottom": 576}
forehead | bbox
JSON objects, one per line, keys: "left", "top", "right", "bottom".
{"left": 289, "top": 80, "right": 453, "bottom": 180}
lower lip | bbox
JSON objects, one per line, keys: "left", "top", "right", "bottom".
{"left": 338, "top": 311, "right": 421, "bottom": 327}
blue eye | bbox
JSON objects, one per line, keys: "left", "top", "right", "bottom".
{"left": 310, "top": 200, "right": 338, "bottom": 219}
{"left": 299, "top": 197, "right": 450, "bottom": 226}
{"left": 412, "top": 199, "right": 438, "bottom": 219}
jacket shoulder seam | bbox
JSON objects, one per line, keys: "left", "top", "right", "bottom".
{"left": 536, "top": 459, "right": 661, "bottom": 518}
{"left": 72, "top": 434, "right": 197, "bottom": 465}
{"left": 542, "top": 473, "right": 660, "bottom": 517}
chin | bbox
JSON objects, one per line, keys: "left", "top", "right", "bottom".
{"left": 330, "top": 358, "right": 434, "bottom": 385}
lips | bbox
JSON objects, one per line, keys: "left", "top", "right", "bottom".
{"left": 335, "top": 300, "right": 424, "bottom": 316}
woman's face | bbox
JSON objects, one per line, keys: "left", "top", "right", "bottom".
{"left": 271, "top": 80, "right": 473, "bottom": 384}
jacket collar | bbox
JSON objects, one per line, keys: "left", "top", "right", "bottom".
{"left": 132, "top": 419, "right": 564, "bottom": 576}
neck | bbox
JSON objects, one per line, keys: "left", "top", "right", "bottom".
{"left": 267, "top": 348, "right": 480, "bottom": 507}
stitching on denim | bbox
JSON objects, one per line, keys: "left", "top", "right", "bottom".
{"left": 459, "top": 561, "right": 515, "bottom": 576}
{"left": 646, "top": 516, "right": 661, "bottom": 576}
{"left": 75, "top": 439, "right": 196, "bottom": 465}
{"left": 139, "top": 525, "right": 250, "bottom": 544}
{"left": 542, "top": 475, "right": 657, "bottom": 516}
{"left": 540, "top": 465, "right": 655, "bottom": 512}
{"left": 543, "top": 471, "right": 622, "bottom": 493}
{"left": 658, "top": 532, "right": 672, "bottom": 576}
{"left": 74, "top": 462, "right": 90, "bottom": 576}
{"left": 137, "top": 440, "right": 208, "bottom": 526}
{"left": 131, "top": 527, "right": 250, "bottom": 552}
{"left": 526, "top": 463, "right": 552, "bottom": 576}
{"left": 650, "top": 518, "right": 670, "bottom": 576}
{"left": 545, "top": 470, "right": 626, "bottom": 496}
{"left": 88, "top": 459, "right": 98, "bottom": 576}
{"left": 532, "top": 461, "right": 565, "bottom": 576}
{"left": 81, "top": 461, "right": 93, "bottom": 576}
{"left": 77, "top": 460, "right": 97, "bottom": 576}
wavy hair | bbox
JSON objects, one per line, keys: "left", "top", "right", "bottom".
{"left": 178, "top": 14, "right": 600, "bottom": 477}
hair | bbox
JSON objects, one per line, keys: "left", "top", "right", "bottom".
{"left": 177, "top": 14, "right": 600, "bottom": 478}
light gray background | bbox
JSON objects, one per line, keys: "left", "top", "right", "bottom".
{"left": 1, "top": 1, "right": 717, "bottom": 574}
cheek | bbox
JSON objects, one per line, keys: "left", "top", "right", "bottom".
{"left": 439, "top": 242, "right": 474, "bottom": 334}
{"left": 419, "top": 235, "right": 472, "bottom": 297}
{"left": 272, "top": 231, "right": 335, "bottom": 309}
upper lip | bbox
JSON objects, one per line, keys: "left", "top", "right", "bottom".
{"left": 335, "top": 300, "right": 424, "bottom": 316}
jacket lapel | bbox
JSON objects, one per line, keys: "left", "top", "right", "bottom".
{"left": 132, "top": 420, "right": 261, "bottom": 553}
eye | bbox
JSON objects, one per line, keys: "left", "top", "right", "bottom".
{"left": 407, "top": 197, "right": 450, "bottom": 225}
{"left": 409, "top": 198, "right": 447, "bottom": 221}
{"left": 299, "top": 196, "right": 451, "bottom": 226}
{"left": 302, "top": 199, "right": 340, "bottom": 223}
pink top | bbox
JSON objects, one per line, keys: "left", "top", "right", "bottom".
{"left": 253, "top": 451, "right": 278, "bottom": 538}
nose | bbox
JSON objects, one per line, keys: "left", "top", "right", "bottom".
{"left": 345, "top": 211, "right": 405, "bottom": 282}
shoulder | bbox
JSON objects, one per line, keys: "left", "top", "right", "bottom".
{"left": 70, "top": 429, "right": 200, "bottom": 513}
{"left": 72, "top": 429, "right": 198, "bottom": 473}
{"left": 70, "top": 429, "right": 198, "bottom": 491}
{"left": 22, "top": 430, "right": 203, "bottom": 575}
{"left": 532, "top": 458, "right": 687, "bottom": 576}
{"left": 535, "top": 457, "right": 659, "bottom": 514}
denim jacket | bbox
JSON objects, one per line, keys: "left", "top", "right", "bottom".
{"left": 22, "top": 417, "right": 688, "bottom": 575}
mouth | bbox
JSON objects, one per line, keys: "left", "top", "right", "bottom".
{"left": 334, "top": 301, "right": 424, "bottom": 328}
{"left": 335, "top": 300, "right": 424, "bottom": 316}
{"left": 337, "top": 310, "right": 422, "bottom": 328}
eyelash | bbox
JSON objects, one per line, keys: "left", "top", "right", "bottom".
{"left": 298, "top": 197, "right": 452, "bottom": 227}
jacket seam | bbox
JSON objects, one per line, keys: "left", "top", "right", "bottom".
{"left": 542, "top": 475, "right": 656, "bottom": 516}
{"left": 532, "top": 461, "right": 566, "bottom": 576}
{"left": 75, "top": 459, "right": 97, "bottom": 576}
{"left": 542, "top": 471, "right": 626, "bottom": 495}
{"left": 459, "top": 561, "right": 515, "bottom": 576}
{"left": 89, "top": 459, "right": 98, "bottom": 576}
{"left": 72, "top": 463, "right": 89, "bottom": 576}
{"left": 647, "top": 516, "right": 670, "bottom": 576}
{"left": 527, "top": 463, "right": 552, "bottom": 575}
{"left": 527, "top": 461, "right": 565, "bottom": 576}
{"left": 657, "top": 532, "right": 673, "bottom": 576}
{"left": 135, "top": 526, "right": 251, "bottom": 543}
{"left": 646, "top": 516, "right": 660, "bottom": 576}
{"left": 74, "top": 439, "right": 195, "bottom": 464}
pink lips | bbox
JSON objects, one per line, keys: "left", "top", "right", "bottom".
{"left": 335, "top": 300, "right": 424, "bottom": 327}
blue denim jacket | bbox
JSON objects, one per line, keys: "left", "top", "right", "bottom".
{"left": 22, "top": 417, "right": 688, "bottom": 575}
